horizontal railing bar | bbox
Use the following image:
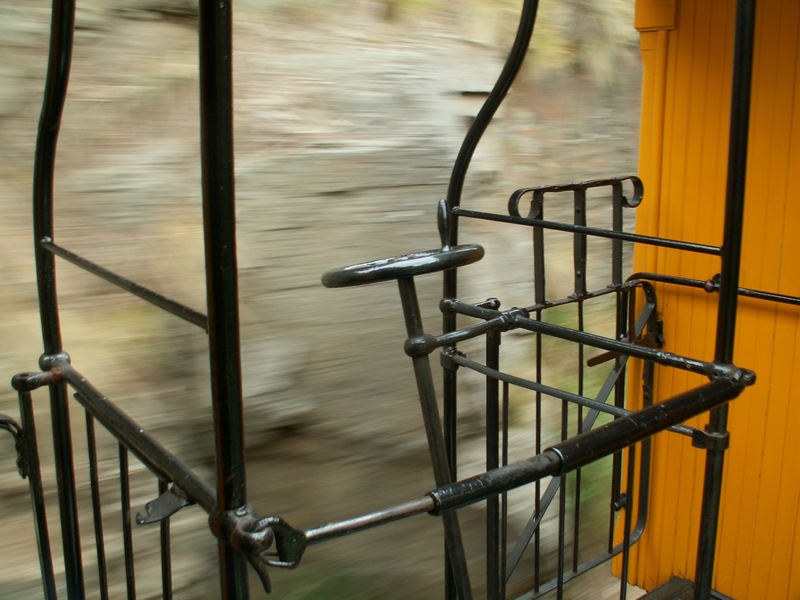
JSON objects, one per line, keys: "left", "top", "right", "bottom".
{"left": 54, "top": 364, "right": 216, "bottom": 512}
{"left": 438, "top": 300, "right": 752, "bottom": 384}
{"left": 513, "top": 175, "right": 642, "bottom": 196}
{"left": 451, "top": 207, "right": 721, "bottom": 256}
{"left": 40, "top": 238, "right": 208, "bottom": 331}
{"left": 631, "top": 272, "right": 800, "bottom": 307}
{"left": 525, "top": 281, "right": 636, "bottom": 311}
{"left": 448, "top": 352, "right": 693, "bottom": 437}
{"left": 282, "top": 381, "right": 743, "bottom": 550}
{"left": 429, "top": 380, "right": 743, "bottom": 513}
{"left": 305, "top": 497, "right": 434, "bottom": 545}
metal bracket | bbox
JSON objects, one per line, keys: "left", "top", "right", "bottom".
{"left": 691, "top": 427, "right": 730, "bottom": 451}
{"left": 440, "top": 348, "right": 465, "bottom": 371}
{"left": 209, "top": 505, "right": 277, "bottom": 593}
{"left": 209, "top": 507, "right": 310, "bottom": 594}
{"left": 586, "top": 330, "right": 663, "bottom": 367}
{"left": 136, "top": 485, "right": 193, "bottom": 525}
{"left": 0, "top": 414, "right": 26, "bottom": 478}
{"left": 612, "top": 493, "right": 628, "bottom": 511}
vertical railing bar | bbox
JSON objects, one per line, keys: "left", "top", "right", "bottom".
{"left": 573, "top": 301, "right": 585, "bottom": 572}
{"left": 695, "top": 0, "right": 755, "bottom": 596}
{"left": 501, "top": 380, "right": 509, "bottom": 599}
{"left": 561, "top": 194, "right": 576, "bottom": 591}
{"left": 18, "top": 390, "right": 58, "bottom": 600}
{"left": 486, "top": 330, "right": 501, "bottom": 597}
{"left": 612, "top": 183, "right": 624, "bottom": 287}
{"left": 533, "top": 190, "right": 545, "bottom": 593}
{"left": 444, "top": 2, "right": 542, "bottom": 586}
{"left": 443, "top": 332, "right": 458, "bottom": 600}
{"left": 119, "top": 444, "right": 136, "bottom": 600}
{"left": 33, "top": 0, "right": 83, "bottom": 593}
{"left": 158, "top": 479, "right": 173, "bottom": 600}
{"left": 85, "top": 411, "right": 109, "bottom": 600}
{"left": 197, "top": 0, "right": 249, "bottom": 597}
{"left": 573, "top": 189, "right": 587, "bottom": 297}
{"left": 534, "top": 308, "right": 542, "bottom": 592}
{"left": 556, "top": 474, "right": 566, "bottom": 600}
{"left": 619, "top": 445, "right": 637, "bottom": 600}
{"left": 397, "top": 277, "right": 473, "bottom": 600}
{"left": 532, "top": 191, "right": 546, "bottom": 306}
{"left": 609, "top": 287, "right": 629, "bottom": 554}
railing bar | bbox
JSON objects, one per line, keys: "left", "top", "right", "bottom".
{"left": 573, "top": 189, "right": 587, "bottom": 296}
{"left": 450, "top": 353, "right": 693, "bottom": 436}
{"left": 40, "top": 239, "right": 208, "bottom": 331}
{"left": 509, "top": 313, "right": 738, "bottom": 381}
{"left": 556, "top": 475, "right": 566, "bottom": 600}
{"left": 452, "top": 207, "right": 722, "bottom": 256}
{"left": 445, "top": 279, "right": 646, "bottom": 316}
{"left": 486, "top": 331, "right": 501, "bottom": 596}
{"left": 534, "top": 309, "right": 542, "bottom": 592}
{"left": 558, "top": 329, "right": 567, "bottom": 600}
{"left": 510, "top": 540, "right": 643, "bottom": 600}
{"left": 431, "top": 380, "right": 744, "bottom": 513}
{"left": 17, "top": 391, "right": 58, "bottom": 600}
{"left": 611, "top": 289, "right": 629, "bottom": 555}
{"left": 159, "top": 479, "right": 173, "bottom": 600}
{"left": 85, "top": 411, "right": 109, "bottom": 600}
{"left": 32, "top": 0, "right": 85, "bottom": 589}
{"left": 612, "top": 183, "right": 624, "bottom": 286}
{"left": 396, "top": 278, "right": 473, "bottom": 600}
{"left": 630, "top": 271, "right": 800, "bottom": 306}
{"left": 696, "top": 0, "right": 756, "bottom": 593}
{"left": 119, "top": 444, "right": 136, "bottom": 600}
{"left": 297, "top": 381, "right": 742, "bottom": 550}
{"left": 512, "top": 175, "right": 643, "bottom": 196}
{"left": 574, "top": 300, "right": 585, "bottom": 573}
{"left": 505, "top": 353, "right": 629, "bottom": 580}
{"left": 619, "top": 445, "right": 636, "bottom": 600}
{"left": 445, "top": 0, "right": 539, "bottom": 219}
{"left": 532, "top": 193, "right": 546, "bottom": 304}
{"left": 302, "top": 496, "right": 434, "bottom": 544}
{"left": 197, "top": 0, "right": 250, "bottom": 594}
{"left": 65, "top": 373, "right": 216, "bottom": 513}
{"left": 440, "top": 300, "right": 746, "bottom": 382}
{"left": 501, "top": 380, "right": 509, "bottom": 598}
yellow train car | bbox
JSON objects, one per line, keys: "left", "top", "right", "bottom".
{"left": 624, "top": 0, "right": 800, "bottom": 597}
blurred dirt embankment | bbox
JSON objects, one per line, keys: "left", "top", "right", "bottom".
{"left": 1, "top": 1, "right": 641, "bottom": 597}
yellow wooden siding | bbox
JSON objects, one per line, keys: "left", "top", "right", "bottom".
{"left": 625, "top": 0, "right": 800, "bottom": 597}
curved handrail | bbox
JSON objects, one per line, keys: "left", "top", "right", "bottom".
{"left": 33, "top": 0, "right": 75, "bottom": 355}
{"left": 445, "top": 0, "right": 539, "bottom": 246}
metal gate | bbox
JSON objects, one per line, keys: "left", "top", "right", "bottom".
{"left": 5, "top": 0, "right": 794, "bottom": 599}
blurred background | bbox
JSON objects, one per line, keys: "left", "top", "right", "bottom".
{"left": 0, "top": 0, "right": 642, "bottom": 597}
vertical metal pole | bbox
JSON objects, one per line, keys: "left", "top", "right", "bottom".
{"left": 18, "top": 391, "right": 58, "bottom": 600}
{"left": 197, "top": 1, "right": 249, "bottom": 597}
{"left": 694, "top": 0, "right": 755, "bottom": 597}
{"left": 33, "top": 0, "right": 84, "bottom": 595}
{"left": 119, "top": 445, "right": 136, "bottom": 600}
{"left": 86, "top": 412, "right": 110, "bottom": 600}
{"left": 486, "top": 330, "right": 501, "bottom": 597}
{"left": 398, "top": 277, "right": 473, "bottom": 600}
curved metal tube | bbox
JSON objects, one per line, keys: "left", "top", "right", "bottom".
{"left": 31, "top": 1, "right": 84, "bottom": 596}
{"left": 445, "top": 0, "right": 539, "bottom": 241}
{"left": 34, "top": 0, "right": 74, "bottom": 353}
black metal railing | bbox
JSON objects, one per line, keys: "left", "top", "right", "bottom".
{"left": 3, "top": 0, "right": 793, "bottom": 599}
